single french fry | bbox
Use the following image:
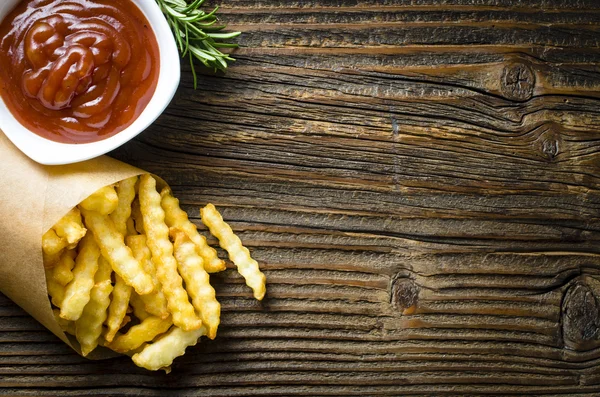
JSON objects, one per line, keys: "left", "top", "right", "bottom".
{"left": 60, "top": 233, "right": 100, "bottom": 321}
{"left": 132, "top": 325, "right": 207, "bottom": 371}
{"left": 110, "top": 176, "right": 138, "bottom": 237}
{"left": 104, "top": 274, "right": 132, "bottom": 343}
{"left": 138, "top": 174, "right": 201, "bottom": 331}
{"left": 43, "top": 229, "right": 67, "bottom": 256}
{"left": 79, "top": 185, "right": 119, "bottom": 215}
{"left": 75, "top": 257, "right": 113, "bottom": 356}
{"left": 42, "top": 229, "right": 67, "bottom": 268}
{"left": 172, "top": 229, "right": 220, "bottom": 339}
{"left": 160, "top": 187, "right": 225, "bottom": 273}
{"left": 53, "top": 309, "right": 76, "bottom": 335}
{"left": 126, "top": 235, "right": 168, "bottom": 319}
{"left": 200, "top": 204, "right": 266, "bottom": 300}
{"left": 80, "top": 208, "right": 154, "bottom": 295}
{"left": 129, "top": 292, "right": 150, "bottom": 321}
{"left": 46, "top": 269, "right": 65, "bottom": 308}
{"left": 53, "top": 249, "right": 77, "bottom": 286}
{"left": 53, "top": 208, "right": 87, "bottom": 248}
{"left": 107, "top": 316, "right": 172, "bottom": 353}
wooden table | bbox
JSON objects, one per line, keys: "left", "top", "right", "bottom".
{"left": 3, "top": 0, "right": 600, "bottom": 395}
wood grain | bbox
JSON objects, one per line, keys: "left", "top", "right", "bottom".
{"left": 3, "top": 0, "right": 600, "bottom": 395}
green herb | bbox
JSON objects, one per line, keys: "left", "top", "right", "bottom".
{"left": 155, "top": 0, "right": 241, "bottom": 88}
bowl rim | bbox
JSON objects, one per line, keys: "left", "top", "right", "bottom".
{"left": 0, "top": 0, "right": 180, "bottom": 165}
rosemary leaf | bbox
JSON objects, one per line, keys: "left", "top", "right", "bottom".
{"left": 155, "top": 0, "right": 240, "bottom": 88}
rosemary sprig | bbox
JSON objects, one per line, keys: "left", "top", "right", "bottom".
{"left": 155, "top": 0, "right": 241, "bottom": 88}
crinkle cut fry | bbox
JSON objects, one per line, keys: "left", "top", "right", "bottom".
{"left": 75, "top": 257, "right": 113, "bottom": 356}
{"left": 200, "top": 204, "right": 266, "bottom": 300}
{"left": 110, "top": 176, "right": 138, "bottom": 237}
{"left": 107, "top": 316, "right": 172, "bottom": 353}
{"left": 42, "top": 228, "right": 67, "bottom": 267}
{"left": 53, "top": 208, "right": 86, "bottom": 247}
{"left": 172, "top": 228, "right": 221, "bottom": 339}
{"left": 52, "top": 249, "right": 76, "bottom": 286}
{"left": 138, "top": 174, "right": 201, "bottom": 331}
{"left": 60, "top": 233, "right": 100, "bottom": 321}
{"left": 46, "top": 268, "right": 65, "bottom": 308}
{"left": 80, "top": 208, "right": 154, "bottom": 296}
{"left": 126, "top": 234, "right": 169, "bottom": 319}
{"left": 104, "top": 274, "right": 132, "bottom": 343}
{"left": 160, "top": 187, "right": 225, "bottom": 273}
{"left": 79, "top": 185, "right": 118, "bottom": 215}
{"left": 132, "top": 325, "right": 207, "bottom": 371}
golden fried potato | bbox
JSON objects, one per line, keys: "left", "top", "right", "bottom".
{"left": 42, "top": 228, "right": 68, "bottom": 268}
{"left": 172, "top": 229, "right": 220, "bottom": 339}
{"left": 126, "top": 235, "right": 168, "bottom": 319}
{"left": 107, "top": 316, "right": 172, "bottom": 353}
{"left": 80, "top": 208, "right": 154, "bottom": 296}
{"left": 132, "top": 325, "right": 207, "bottom": 371}
{"left": 126, "top": 218, "right": 137, "bottom": 236}
{"left": 75, "top": 257, "right": 113, "bottom": 356}
{"left": 110, "top": 176, "right": 138, "bottom": 237}
{"left": 60, "top": 233, "right": 100, "bottom": 321}
{"left": 104, "top": 274, "right": 132, "bottom": 343}
{"left": 44, "top": 178, "right": 267, "bottom": 370}
{"left": 129, "top": 292, "right": 150, "bottom": 321}
{"left": 200, "top": 204, "right": 266, "bottom": 300}
{"left": 53, "top": 208, "right": 86, "bottom": 248}
{"left": 52, "top": 249, "right": 76, "bottom": 286}
{"left": 79, "top": 186, "right": 119, "bottom": 215}
{"left": 46, "top": 268, "right": 65, "bottom": 308}
{"left": 160, "top": 187, "right": 225, "bottom": 273}
{"left": 138, "top": 174, "right": 201, "bottom": 331}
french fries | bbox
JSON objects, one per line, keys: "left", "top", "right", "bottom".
{"left": 104, "top": 274, "right": 132, "bottom": 343}
{"left": 161, "top": 187, "right": 225, "bottom": 273}
{"left": 172, "top": 229, "right": 220, "bottom": 339}
{"left": 42, "top": 229, "right": 68, "bottom": 268}
{"left": 107, "top": 315, "right": 172, "bottom": 353}
{"left": 53, "top": 208, "right": 87, "bottom": 248}
{"left": 46, "top": 269, "right": 65, "bottom": 308}
{"left": 126, "top": 235, "right": 168, "bottom": 319}
{"left": 132, "top": 326, "right": 207, "bottom": 371}
{"left": 79, "top": 185, "right": 119, "bottom": 215}
{"left": 75, "top": 257, "right": 113, "bottom": 356}
{"left": 138, "top": 174, "right": 201, "bottom": 331}
{"left": 60, "top": 233, "right": 101, "bottom": 321}
{"left": 44, "top": 175, "right": 266, "bottom": 370}
{"left": 110, "top": 176, "right": 138, "bottom": 237}
{"left": 81, "top": 208, "right": 154, "bottom": 296}
{"left": 201, "top": 204, "right": 267, "bottom": 300}
{"left": 52, "top": 249, "right": 76, "bottom": 286}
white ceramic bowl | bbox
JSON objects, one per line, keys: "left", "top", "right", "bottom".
{"left": 0, "top": 0, "right": 180, "bottom": 165}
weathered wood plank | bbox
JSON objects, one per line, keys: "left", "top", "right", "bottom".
{"left": 3, "top": 0, "right": 600, "bottom": 395}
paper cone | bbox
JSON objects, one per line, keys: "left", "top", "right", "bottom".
{"left": 0, "top": 130, "right": 147, "bottom": 357}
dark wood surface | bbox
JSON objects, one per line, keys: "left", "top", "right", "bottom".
{"left": 3, "top": 0, "right": 600, "bottom": 395}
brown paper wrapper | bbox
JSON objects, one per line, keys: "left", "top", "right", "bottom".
{"left": 0, "top": 131, "right": 147, "bottom": 357}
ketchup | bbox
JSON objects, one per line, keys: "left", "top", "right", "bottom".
{"left": 0, "top": 0, "right": 160, "bottom": 144}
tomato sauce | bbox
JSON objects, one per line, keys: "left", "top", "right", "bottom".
{"left": 0, "top": 0, "right": 160, "bottom": 144}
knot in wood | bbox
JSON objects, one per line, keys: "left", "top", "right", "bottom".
{"left": 390, "top": 277, "right": 419, "bottom": 313}
{"left": 541, "top": 138, "right": 560, "bottom": 161}
{"left": 501, "top": 63, "right": 535, "bottom": 101}
{"left": 562, "top": 280, "right": 600, "bottom": 351}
